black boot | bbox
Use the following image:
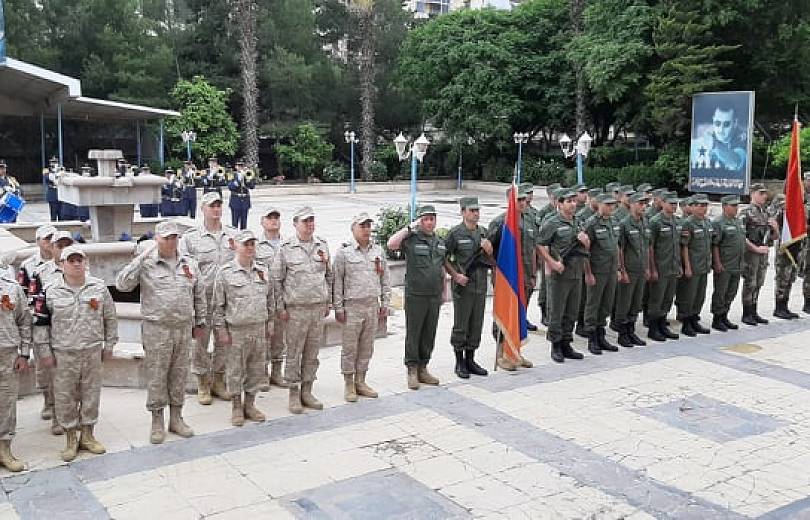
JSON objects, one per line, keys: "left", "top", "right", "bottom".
{"left": 722, "top": 313, "right": 739, "bottom": 330}
{"left": 526, "top": 320, "right": 538, "bottom": 332}
{"left": 680, "top": 317, "right": 697, "bottom": 337}
{"left": 551, "top": 341, "right": 565, "bottom": 363}
{"left": 617, "top": 323, "right": 634, "bottom": 348}
{"left": 609, "top": 321, "right": 621, "bottom": 333}
{"left": 659, "top": 318, "right": 680, "bottom": 339}
{"left": 454, "top": 350, "right": 470, "bottom": 379}
{"left": 804, "top": 297, "right": 810, "bottom": 314}
{"left": 465, "top": 349, "right": 488, "bottom": 376}
{"left": 712, "top": 314, "right": 728, "bottom": 332}
{"left": 787, "top": 305, "right": 800, "bottom": 319}
{"left": 648, "top": 317, "right": 666, "bottom": 342}
{"left": 741, "top": 304, "right": 758, "bottom": 326}
{"left": 643, "top": 313, "right": 649, "bottom": 327}
{"left": 628, "top": 323, "right": 646, "bottom": 346}
{"left": 575, "top": 322, "right": 588, "bottom": 338}
{"left": 692, "top": 316, "right": 710, "bottom": 334}
{"left": 540, "top": 302, "right": 548, "bottom": 326}
{"left": 561, "top": 340, "right": 584, "bottom": 360}
{"left": 587, "top": 332, "right": 602, "bottom": 355}
{"left": 774, "top": 299, "right": 793, "bottom": 320}
{"left": 597, "top": 327, "right": 618, "bottom": 352}
{"left": 752, "top": 303, "right": 769, "bottom": 324}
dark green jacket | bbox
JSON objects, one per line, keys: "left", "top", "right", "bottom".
{"left": 402, "top": 230, "right": 446, "bottom": 296}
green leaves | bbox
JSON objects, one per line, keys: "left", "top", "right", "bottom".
{"left": 274, "top": 123, "right": 334, "bottom": 178}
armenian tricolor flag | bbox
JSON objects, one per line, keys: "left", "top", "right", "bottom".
{"left": 781, "top": 115, "right": 807, "bottom": 265}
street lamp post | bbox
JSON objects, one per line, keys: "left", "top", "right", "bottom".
{"left": 457, "top": 136, "right": 475, "bottom": 191}
{"left": 344, "top": 130, "right": 358, "bottom": 193}
{"left": 181, "top": 130, "right": 197, "bottom": 161}
{"left": 513, "top": 132, "right": 529, "bottom": 184}
{"left": 395, "top": 132, "right": 430, "bottom": 221}
{"left": 558, "top": 131, "right": 593, "bottom": 185}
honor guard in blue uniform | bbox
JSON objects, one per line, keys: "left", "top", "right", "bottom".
{"left": 138, "top": 165, "right": 160, "bottom": 218}
{"left": 42, "top": 156, "right": 62, "bottom": 221}
{"left": 200, "top": 157, "right": 226, "bottom": 196}
{"left": 181, "top": 160, "right": 198, "bottom": 218}
{"left": 160, "top": 169, "right": 185, "bottom": 217}
{"left": 227, "top": 160, "right": 255, "bottom": 230}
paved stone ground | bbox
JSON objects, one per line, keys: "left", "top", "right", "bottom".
{"left": 4, "top": 187, "right": 810, "bottom": 519}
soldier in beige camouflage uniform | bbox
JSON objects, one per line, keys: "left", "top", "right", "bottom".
{"left": 116, "top": 221, "right": 207, "bottom": 444}
{"left": 180, "top": 191, "right": 236, "bottom": 404}
{"left": 272, "top": 206, "right": 333, "bottom": 414}
{"left": 0, "top": 271, "right": 32, "bottom": 472}
{"left": 213, "top": 230, "right": 275, "bottom": 426}
{"left": 35, "top": 246, "right": 117, "bottom": 462}
{"left": 255, "top": 207, "right": 287, "bottom": 391}
{"left": 333, "top": 213, "right": 391, "bottom": 402}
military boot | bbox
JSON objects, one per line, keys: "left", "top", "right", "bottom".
{"left": 418, "top": 366, "right": 440, "bottom": 385}
{"left": 41, "top": 389, "right": 54, "bottom": 420}
{"left": 60, "top": 429, "right": 79, "bottom": 462}
{"left": 465, "top": 350, "right": 488, "bottom": 376}
{"left": 343, "top": 373, "right": 358, "bottom": 402}
{"left": 196, "top": 374, "right": 212, "bottom": 405}
{"left": 407, "top": 366, "right": 420, "bottom": 390}
{"left": 169, "top": 406, "right": 194, "bottom": 438}
{"left": 244, "top": 394, "right": 266, "bottom": 422}
{"left": 659, "top": 319, "right": 680, "bottom": 340}
{"left": 301, "top": 382, "right": 324, "bottom": 410}
{"left": 259, "top": 372, "right": 270, "bottom": 393}
{"left": 526, "top": 320, "right": 538, "bottom": 332}
{"left": 628, "top": 323, "right": 646, "bottom": 346}
{"left": 50, "top": 417, "right": 64, "bottom": 436}
{"left": 270, "top": 361, "right": 288, "bottom": 388}
{"left": 617, "top": 323, "right": 635, "bottom": 348}
{"left": 231, "top": 396, "right": 245, "bottom": 427}
{"left": 79, "top": 425, "right": 106, "bottom": 455}
{"left": 680, "top": 317, "right": 697, "bottom": 337}
{"left": 712, "top": 314, "right": 728, "bottom": 331}
{"left": 0, "top": 440, "right": 24, "bottom": 472}
{"left": 550, "top": 341, "right": 565, "bottom": 363}
{"left": 454, "top": 350, "right": 470, "bottom": 379}
{"left": 692, "top": 316, "right": 711, "bottom": 334}
{"left": 575, "top": 322, "right": 589, "bottom": 338}
{"left": 722, "top": 313, "right": 739, "bottom": 329}
{"left": 804, "top": 297, "right": 810, "bottom": 314}
{"left": 587, "top": 332, "right": 602, "bottom": 355}
{"left": 774, "top": 299, "right": 793, "bottom": 320}
{"left": 540, "top": 302, "right": 548, "bottom": 326}
{"left": 288, "top": 384, "right": 303, "bottom": 414}
{"left": 597, "top": 327, "right": 618, "bottom": 352}
{"left": 150, "top": 409, "right": 165, "bottom": 444}
{"left": 648, "top": 318, "right": 666, "bottom": 342}
{"left": 211, "top": 372, "right": 231, "bottom": 401}
{"left": 355, "top": 371, "right": 379, "bottom": 397}
{"left": 741, "top": 304, "right": 758, "bottom": 326}
{"left": 519, "top": 356, "right": 533, "bottom": 368}
{"left": 561, "top": 340, "right": 584, "bottom": 360}
{"left": 496, "top": 356, "right": 517, "bottom": 371}
{"left": 753, "top": 303, "right": 769, "bottom": 324}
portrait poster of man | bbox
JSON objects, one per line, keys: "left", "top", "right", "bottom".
{"left": 0, "top": 0, "right": 6, "bottom": 63}
{"left": 689, "top": 91, "right": 755, "bottom": 195}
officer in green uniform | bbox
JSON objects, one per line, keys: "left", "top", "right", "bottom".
{"left": 647, "top": 193, "right": 683, "bottom": 341}
{"left": 488, "top": 186, "right": 535, "bottom": 370}
{"left": 711, "top": 196, "right": 745, "bottom": 331}
{"left": 535, "top": 183, "right": 561, "bottom": 325}
{"left": 675, "top": 194, "right": 713, "bottom": 336}
{"left": 740, "top": 183, "right": 779, "bottom": 325}
{"left": 582, "top": 193, "right": 620, "bottom": 355}
{"left": 612, "top": 187, "right": 633, "bottom": 223}
{"left": 520, "top": 183, "right": 541, "bottom": 331}
{"left": 615, "top": 192, "right": 650, "bottom": 347}
{"left": 537, "top": 189, "right": 589, "bottom": 363}
{"left": 574, "top": 184, "right": 589, "bottom": 213}
{"left": 636, "top": 183, "right": 653, "bottom": 195}
{"left": 574, "top": 188, "right": 602, "bottom": 336}
{"left": 444, "top": 197, "right": 492, "bottom": 379}
{"left": 386, "top": 205, "right": 445, "bottom": 390}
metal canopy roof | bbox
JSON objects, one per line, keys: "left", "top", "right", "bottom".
{"left": 0, "top": 57, "right": 179, "bottom": 120}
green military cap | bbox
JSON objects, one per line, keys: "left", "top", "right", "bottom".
{"left": 519, "top": 182, "right": 534, "bottom": 194}
{"left": 629, "top": 192, "right": 651, "bottom": 203}
{"left": 574, "top": 183, "right": 588, "bottom": 192}
{"left": 680, "top": 197, "right": 693, "bottom": 208}
{"left": 416, "top": 205, "right": 438, "bottom": 217}
{"left": 721, "top": 195, "right": 740, "bottom": 205}
{"left": 587, "top": 188, "right": 603, "bottom": 198}
{"left": 663, "top": 193, "right": 680, "bottom": 204}
{"left": 605, "top": 182, "right": 620, "bottom": 193}
{"left": 459, "top": 196, "right": 480, "bottom": 210}
{"left": 690, "top": 193, "right": 709, "bottom": 205}
{"left": 506, "top": 185, "right": 528, "bottom": 199}
{"left": 619, "top": 186, "right": 635, "bottom": 196}
{"left": 750, "top": 182, "right": 768, "bottom": 193}
{"left": 636, "top": 183, "right": 653, "bottom": 193}
{"left": 546, "top": 182, "right": 561, "bottom": 195}
{"left": 596, "top": 193, "right": 618, "bottom": 204}
{"left": 652, "top": 188, "right": 667, "bottom": 198}
{"left": 556, "top": 188, "right": 577, "bottom": 200}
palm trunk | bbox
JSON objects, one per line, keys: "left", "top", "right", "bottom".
{"left": 234, "top": 0, "right": 259, "bottom": 168}
{"left": 356, "top": 6, "right": 376, "bottom": 181}
{"left": 571, "top": 0, "right": 587, "bottom": 135}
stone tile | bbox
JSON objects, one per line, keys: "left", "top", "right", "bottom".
{"left": 0, "top": 504, "right": 18, "bottom": 520}
{"left": 439, "top": 475, "right": 530, "bottom": 516}
{"left": 401, "top": 454, "right": 484, "bottom": 489}
{"left": 238, "top": 457, "right": 334, "bottom": 498}
{"left": 205, "top": 499, "right": 295, "bottom": 519}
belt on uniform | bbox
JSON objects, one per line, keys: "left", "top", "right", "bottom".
{"left": 285, "top": 303, "right": 326, "bottom": 309}
{"left": 234, "top": 193, "right": 249, "bottom": 197}
{"left": 344, "top": 297, "right": 379, "bottom": 305}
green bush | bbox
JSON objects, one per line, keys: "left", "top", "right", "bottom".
{"left": 589, "top": 146, "right": 658, "bottom": 168}
{"left": 583, "top": 164, "right": 670, "bottom": 190}
{"left": 481, "top": 157, "right": 514, "bottom": 183}
{"left": 523, "top": 158, "right": 569, "bottom": 186}
{"left": 369, "top": 160, "right": 390, "bottom": 181}
{"left": 373, "top": 205, "right": 410, "bottom": 260}
{"left": 653, "top": 147, "right": 689, "bottom": 189}
{"left": 322, "top": 162, "right": 348, "bottom": 183}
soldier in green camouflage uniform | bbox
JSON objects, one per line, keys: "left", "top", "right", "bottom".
{"left": 740, "top": 183, "right": 779, "bottom": 325}
{"left": 711, "top": 196, "right": 745, "bottom": 331}
{"left": 535, "top": 183, "right": 561, "bottom": 325}
{"left": 647, "top": 193, "right": 683, "bottom": 341}
{"left": 615, "top": 192, "right": 651, "bottom": 347}
{"left": 802, "top": 172, "right": 810, "bottom": 314}
{"left": 575, "top": 188, "right": 601, "bottom": 336}
{"left": 612, "top": 186, "right": 633, "bottom": 223}
{"left": 675, "top": 194, "right": 713, "bottom": 336}
{"left": 771, "top": 194, "right": 801, "bottom": 319}
{"left": 521, "top": 183, "right": 541, "bottom": 331}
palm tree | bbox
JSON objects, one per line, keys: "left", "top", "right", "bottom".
{"left": 232, "top": 0, "right": 259, "bottom": 168}
{"left": 349, "top": 0, "right": 376, "bottom": 181}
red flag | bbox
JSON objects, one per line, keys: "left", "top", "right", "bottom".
{"left": 781, "top": 117, "right": 807, "bottom": 265}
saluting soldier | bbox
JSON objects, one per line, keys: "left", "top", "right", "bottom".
{"left": 0, "top": 267, "right": 32, "bottom": 472}
{"left": 582, "top": 193, "right": 620, "bottom": 355}
{"left": 116, "top": 221, "right": 206, "bottom": 443}
{"left": 256, "top": 208, "right": 286, "bottom": 390}
{"left": 537, "top": 189, "right": 590, "bottom": 363}
{"left": 228, "top": 160, "right": 256, "bottom": 230}
{"left": 711, "top": 195, "right": 745, "bottom": 331}
{"left": 213, "top": 230, "right": 275, "bottom": 426}
{"left": 675, "top": 194, "right": 713, "bottom": 336}
{"left": 333, "top": 213, "right": 391, "bottom": 401}
{"left": 272, "top": 206, "right": 333, "bottom": 412}
{"left": 615, "top": 192, "right": 651, "bottom": 347}
{"left": 34, "top": 246, "right": 117, "bottom": 462}
{"left": 740, "top": 183, "right": 778, "bottom": 325}
{"left": 388, "top": 205, "right": 447, "bottom": 388}
{"left": 771, "top": 194, "right": 801, "bottom": 320}
{"left": 647, "top": 193, "right": 683, "bottom": 341}
{"left": 443, "top": 197, "right": 492, "bottom": 379}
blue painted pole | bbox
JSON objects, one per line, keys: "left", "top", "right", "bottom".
{"left": 517, "top": 141, "right": 523, "bottom": 185}
{"left": 349, "top": 140, "right": 355, "bottom": 194}
{"left": 409, "top": 152, "right": 417, "bottom": 221}
{"left": 457, "top": 149, "right": 462, "bottom": 191}
{"left": 158, "top": 119, "right": 165, "bottom": 167}
{"left": 186, "top": 140, "right": 192, "bottom": 161}
{"left": 40, "top": 113, "right": 46, "bottom": 168}
{"left": 576, "top": 152, "right": 584, "bottom": 185}
{"left": 57, "top": 103, "right": 63, "bottom": 166}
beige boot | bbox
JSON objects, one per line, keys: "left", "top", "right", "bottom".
{"left": 244, "top": 394, "right": 266, "bottom": 422}
{"left": 259, "top": 374, "right": 270, "bottom": 393}
{"left": 169, "top": 406, "right": 194, "bottom": 438}
{"left": 407, "top": 366, "right": 420, "bottom": 390}
{"left": 197, "top": 374, "right": 212, "bottom": 405}
{"left": 417, "top": 366, "right": 440, "bottom": 385}
{"left": 270, "top": 361, "right": 289, "bottom": 388}
{"left": 288, "top": 384, "right": 303, "bottom": 414}
{"left": 519, "top": 356, "right": 533, "bottom": 368}
{"left": 41, "top": 389, "right": 54, "bottom": 420}
{"left": 60, "top": 429, "right": 79, "bottom": 462}
{"left": 343, "top": 374, "right": 358, "bottom": 402}
{"left": 231, "top": 396, "right": 245, "bottom": 427}
{"left": 496, "top": 356, "right": 517, "bottom": 371}
{"left": 355, "top": 371, "right": 378, "bottom": 398}
{"left": 79, "top": 425, "right": 106, "bottom": 455}
{"left": 212, "top": 373, "right": 231, "bottom": 401}
{"left": 150, "top": 409, "right": 165, "bottom": 444}
{"left": 0, "top": 440, "right": 24, "bottom": 472}
{"left": 300, "top": 382, "right": 323, "bottom": 410}
{"left": 50, "top": 417, "right": 64, "bottom": 436}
